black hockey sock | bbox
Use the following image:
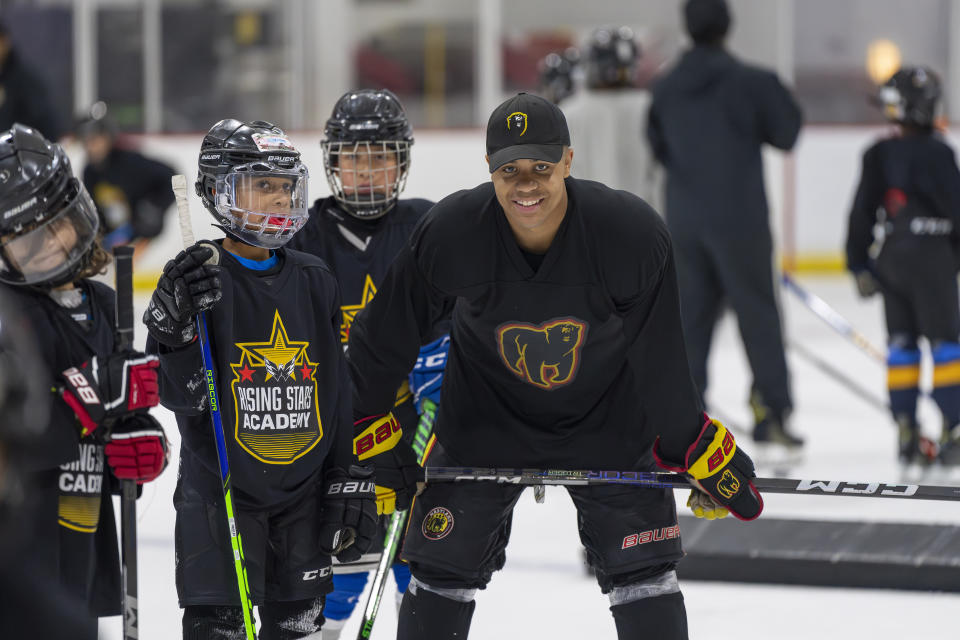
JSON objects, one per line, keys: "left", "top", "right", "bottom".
{"left": 182, "top": 604, "right": 248, "bottom": 640}
{"left": 397, "top": 586, "right": 476, "bottom": 640}
{"left": 610, "top": 591, "right": 688, "bottom": 640}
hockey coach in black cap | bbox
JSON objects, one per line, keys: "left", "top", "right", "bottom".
{"left": 346, "top": 90, "right": 764, "bottom": 640}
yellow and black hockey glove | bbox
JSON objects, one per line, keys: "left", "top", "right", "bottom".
{"left": 653, "top": 415, "right": 763, "bottom": 521}
{"left": 353, "top": 412, "right": 424, "bottom": 514}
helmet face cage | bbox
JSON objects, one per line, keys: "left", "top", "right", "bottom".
{"left": 0, "top": 178, "right": 99, "bottom": 287}
{"left": 212, "top": 161, "right": 309, "bottom": 249}
{"left": 587, "top": 27, "right": 638, "bottom": 88}
{"left": 322, "top": 139, "right": 411, "bottom": 220}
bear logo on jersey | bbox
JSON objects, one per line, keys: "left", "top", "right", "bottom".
{"left": 497, "top": 317, "right": 588, "bottom": 389}
{"left": 230, "top": 310, "right": 323, "bottom": 464}
{"left": 507, "top": 111, "right": 528, "bottom": 137}
{"left": 422, "top": 506, "right": 454, "bottom": 541}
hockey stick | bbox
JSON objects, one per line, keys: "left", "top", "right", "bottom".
{"left": 424, "top": 466, "right": 960, "bottom": 502}
{"left": 356, "top": 397, "right": 437, "bottom": 640}
{"left": 113, "top": 245, "right": 139, "bottom": 640}
{"left": 781, "top": 272, "right": 886, "bottom": 363}
{"left": 172, "top": 175, "right": 257, "bottom": 640}
{"left": 788, "top": 340, "right": 889, "bottom": 412}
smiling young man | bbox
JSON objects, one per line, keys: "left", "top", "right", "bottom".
{"left": 346, "top": 92, "right": 764, "bottom": 640}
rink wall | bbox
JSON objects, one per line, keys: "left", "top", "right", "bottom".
{"left": 60, "top": 125, "right": 960, "bottom": 291}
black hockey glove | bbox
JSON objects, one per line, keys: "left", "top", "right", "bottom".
{"left": 852, "top": 269, "right": 880, "bottom": 298}
{"left": 353, "top": 412, "right": 424, "bottom": 514}
{"left": 653, "top": 415, "right": 763, "bottom": 521}
{"left": 318, "top": 465, "right": 378, "bottom": 563}
{"left": 60, "top": 351, "right": 160, "bottom": 437}
{"left": 143, "top": 242, "right": 222, "bottom": 347}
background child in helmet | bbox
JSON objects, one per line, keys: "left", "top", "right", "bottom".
{"left": 144, "top": 118, "right": 379, "bottom": 639}
{"left": 561, "top": 26, "right": 660, "bottom": 208}
{"left": 0, "top": 123, "right": 168, "bottom": 638}
{"left": 845, "top": 67, "right": 960, "bottom": 469}
{"left": 286, "top": 88, "right": 449, "bottom": 640}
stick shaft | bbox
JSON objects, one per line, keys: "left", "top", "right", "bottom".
{"left": 171, "top": 175, "right": 257, "bottom": 639}
{"left": 113, "top": 245, "right": 139, "bottom": 640}
{"left": 424, "top": 467, "right": 960, "bottom": 502}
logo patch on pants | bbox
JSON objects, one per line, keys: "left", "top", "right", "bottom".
{"left": 422, "top": 506, "right": 454, "bottom": 540}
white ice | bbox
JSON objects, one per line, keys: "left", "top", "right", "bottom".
{"left": 99, "top": 274, "right": 960, "bottom": 639}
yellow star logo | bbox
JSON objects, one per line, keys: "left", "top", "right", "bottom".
{"left": 235, "top": 310, "right": 309, "bottom": 381}
{"left": 340, "top": 274, "right": 378, "bottom": 343}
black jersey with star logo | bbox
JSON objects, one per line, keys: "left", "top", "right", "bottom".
{"left": 347, "top": 177, "right": 705, "bottom": 470}
{"left": 150, "top": 244, "right": 354, "bottom": 510}
{"left": 286, "top": 196, "right": 434, "bottom": 345}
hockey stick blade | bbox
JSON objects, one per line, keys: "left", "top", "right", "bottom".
{"left": 424, "top": 467, "right": 960, "bottom": 502}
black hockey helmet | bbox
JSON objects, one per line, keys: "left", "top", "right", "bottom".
{"left": 0, "top": 124, "right": 100, "bottom": 288}
{"left": 585, "top": 26, "right": 639, "bottom": 90}
{"left": 322, "top": 89, "right": 413, "bottom": 220}
{"left": 878, "top": 66, "right": 942, "bottom": 129}
{"left": 195, "top": 119, "right": 309, "bottom": 249}
{"left": 538, "top": 49, "right": 579, "bottom": 104}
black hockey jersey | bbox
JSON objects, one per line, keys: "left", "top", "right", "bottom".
{"left": 347, "top": 177, "right": 704, "bottom": 469}
{"left": 151, "top": 244, "right": 354, "bottom": 511}
{"left": 2, "top": 281, "right": 122, "bottom": 616}
{"left": 287, "top": 196, "right": 435, "bottom": 345}
{"left": 846, "top": 132, "right": 960, "bottom": 271}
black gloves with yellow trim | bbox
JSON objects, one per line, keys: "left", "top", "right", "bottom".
{"left": 653, "top": 415, "right": 763, "bottom": 521}
{"left": 353, "top": 412, "right": 424, "bottom": 514}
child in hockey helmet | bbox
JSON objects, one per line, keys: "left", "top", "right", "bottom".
{"left": 877, "top": 66, "right": 942, "bottom": 130}
{"left": 321, "top": 89, "right": 413, "bottom": 220}
{"left": 195, "top": 119, "right": 309, "bottom": 249}
{"left": 0, "top": 123, "right": 107, "bottom": 288}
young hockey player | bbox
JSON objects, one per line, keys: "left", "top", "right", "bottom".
{"left": 286, "top": 88, "right": 448, "bottom": 639}
{"left": 346, "top": 92, "right": 763, "bottom": 640}
{"left": 846, "top": 66, "right": 960, "bottom": 467}
{"left": 144, "top": 118, "right": 378, "bottom": 639}
{"left": 0, "top": 123, "right": 167, "bottom": 638}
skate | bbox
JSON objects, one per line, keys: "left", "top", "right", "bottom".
{"left": 750, "top": 393, "right": 804, "bottom": 474}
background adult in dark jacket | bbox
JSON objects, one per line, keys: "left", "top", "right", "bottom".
{"left": 647, "top": 0, "right": 803, "bottom": 446}
{"left": 0, "top": 22, "right": 63, "bottom": 141}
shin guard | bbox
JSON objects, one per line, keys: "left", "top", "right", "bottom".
{"left": 397, "top": 580, "right": 476, "bottom": 640}
{"left": 610, "top": 591, "right": 688, "bottom": 640}
{"left": 887, "top": 345, "right": 921, "bottom": 420}
{"left": 932, "top": 342, "right": 960, "bottom": 424}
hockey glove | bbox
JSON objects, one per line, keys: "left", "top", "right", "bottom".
{"left": 318, "top": 465, "right": 378, "bottom": 563}
{"left": 353, "top": 412, "right": 424, "bottom": 514}
{"left": 143, "top": 241, "right": 222, "bottom": 347}
{"left": 410, "top": 335, "right": 450, "bottom": 412}
{"left": 852, "top": 269, "right": 880, "bottom": 298}
{"left": 653, "top": 416, "right": 763, "bottom": 521}
{"left": 60, "top": 351, "right": 160, "bottom": 437}
{"left": 105, "top": 413, "right": 170, "bottom": 483}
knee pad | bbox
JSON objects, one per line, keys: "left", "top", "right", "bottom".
{"left": 608, "top": 569, "right": 680, "bottom": 607}
{"left": 259, "top": 596, "right": 325, "bottom": 640}
{"left": 398, "top": 577, "right": 476, "bottom": 640}
{"left": 324, "top": 572, "right": 369, "bottom": 621}
{"left": 182, "top": 605, "right": 247, "bottom": 640}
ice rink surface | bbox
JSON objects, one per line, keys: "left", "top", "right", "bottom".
{"left": 98, "top": 274, "right": 960, "bottom": 639}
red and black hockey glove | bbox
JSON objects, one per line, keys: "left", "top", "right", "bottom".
{"left": 60, "top": 351, "right": 160, "bottom": 437}
{"left": 143, "top": 242, "right": 222, "bottom": 347}
{"left": 105, "top": 413, "right": 169, "bottom": 483}
{"left": 653, "top": 415, "right": 763, "bottom": 521}
{"left": 353, "top": 412, "right": 424, "bottom": 514}
{"left": 318, "top": 465, "right": 378, "bottom": 563}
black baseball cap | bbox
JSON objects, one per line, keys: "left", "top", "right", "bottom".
{"left": 486, "top": 92, "right": 570, "bottom": 173}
